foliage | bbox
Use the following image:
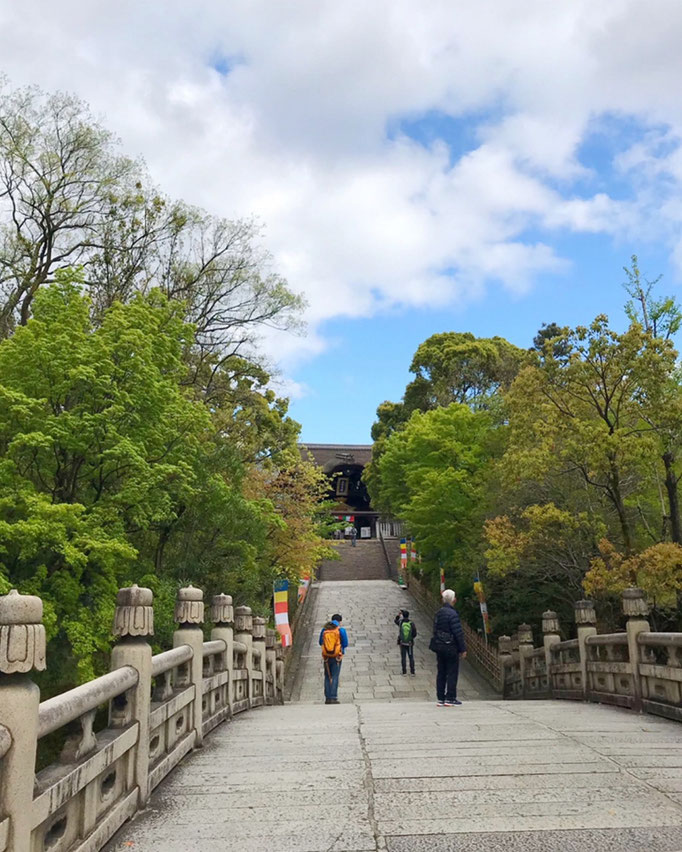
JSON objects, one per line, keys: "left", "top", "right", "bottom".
{"left": 0, "top": 274, "right": 322, "bottom": 689}
{"left": 368, "top": 404, "right": 497, "bottom": 576}
{"left": 503, "top": 317, "right": 675, "bottom": 555}
{"left": 585, "top": 539, "right": 682, "bottom": 608}
{"left": 484, "top": 504, "right": 605, "bottom": 605}
{"left": 369, "top": 265, "right": 682, "bottom": 631}
{"left": 0, "top": 80, "right": 304, "bottom": 352}
{"left": 370, "top": 331, "right": 524, "bottom": 445}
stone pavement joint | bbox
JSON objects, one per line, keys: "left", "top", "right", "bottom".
{"left": 106, "top": 578, "right": 682, "bottom": 852}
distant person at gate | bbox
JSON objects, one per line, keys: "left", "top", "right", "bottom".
{"left": 394, "top": 609, "right": 417, "bottom": 675}
{"left": 429, "top": 589, "right": 467, "bottom": 707}
{"left": 319, "top": 613, "right": 348, "bottom": 704}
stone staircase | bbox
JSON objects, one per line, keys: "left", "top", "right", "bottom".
{"left": 317, "top": 539, "right": 391, "bottom": 580}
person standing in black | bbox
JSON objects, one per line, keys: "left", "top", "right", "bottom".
{"left": 394, "top": 609, "right": 417, "bottom": 675}
{"left": 429, "top": 589, "right": 467, "bottom": 706}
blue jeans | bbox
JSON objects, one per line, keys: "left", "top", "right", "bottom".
{"left": 324, "top": 658, "right": 342, "bottom": 700}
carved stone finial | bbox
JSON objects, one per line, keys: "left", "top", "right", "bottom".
{"left": 510, "top": 633, "right": 519, "bottom": 652}
{"left": 266, "top": 628, "right": 277, "bottom": 649}
{"left": 542, "top": 610, "right": 560, "bottom": 634}
{"left": 517, "top": 623, "right": 533, "bottom": 646}
{"left": 113, "top": 584, "right": 154, "bottom": 638}
{"left": 574, "top": 599, "right": 596, "bottom": 626}
{"left": 253, "top": 616, "right": 266, "bottom": 641}
{"left": 235, "top": 606, "right": 253, "bottom": 633}
{"left": 211, "top": 593, "right": 234, "bottom": 625}
{"left": 174, "top": 585, "right": 204, "bottom": 625}
{"left": 498, "top": 635, "right": 512, "bottom": 655}
{"left": 0, "top": 589, "right": 46, "bottom": 673}
{"left": 622, "top": 587, "right": 649, "bottom": 618}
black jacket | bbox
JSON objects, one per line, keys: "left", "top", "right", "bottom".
{"left": 432, "top": 604, "right": 466, "bottom": 654}
{"left": 394, "top": 614, "right": 417, "bottom": 643}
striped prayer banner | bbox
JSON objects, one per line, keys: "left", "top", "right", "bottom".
{"left": 273, "top": 579, "right": 293, "bottom": 647}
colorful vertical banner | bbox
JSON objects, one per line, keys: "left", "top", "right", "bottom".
{"left": 473, "top": 578, "right": 491, "bottom": 639}
{"left": 399, "top": 537, "right": 408, "bottom": 586}
{"left": 439, "top": 560, "right": 445, "bottom": 593}
{"left": 273, "top": 579, "right": 293, "bottom": 647}
{"left": 410, "top": 540, "right": 417, "bottom": 563}
{"left": 297, "top": 575, "right": 310, "bottom": 605}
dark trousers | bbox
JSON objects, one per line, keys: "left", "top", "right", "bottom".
{"left": 436, "top": 652, "right": 459, "bottom": 701}
{"left": 400, "top": 643, "right": 415, "bottom": 674}
{"left": 324, "top": 658, "right": 342, "bottom": 699}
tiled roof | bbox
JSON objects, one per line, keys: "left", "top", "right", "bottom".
{"left": 299, "top": 442, "right": 373, "bottom": 471}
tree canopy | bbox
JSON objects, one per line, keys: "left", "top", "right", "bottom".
{"left": 0, "top": 81, "right": 328, "bottom": 693}
{"left": 367, "top": 258, "right": 682, "bottom": 633}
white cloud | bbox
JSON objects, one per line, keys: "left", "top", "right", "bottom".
{"left": 1, "top": 0, "right": 682, "bottom": 370}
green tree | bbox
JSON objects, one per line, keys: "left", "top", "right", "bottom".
{"left": 0, "top": 272, "right": 211, "bottom": 683}
{"left": 504, "top": 317, "right": 674, "bottom": 555}
{"left": 368, "top": 404, "right": 496, "bottom": 572}
{"left": 0, "top": 81, "right": 303, "bottom": 353}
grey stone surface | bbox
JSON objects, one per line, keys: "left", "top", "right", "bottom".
{"left": 105, "top": 577, "right": 682, "bottom": 852}
{"left": 107, "top": 700, "right": 682, "bottom": 851}
{"left": 386, "top": 827, "right": 682, "bottom": 851}
{"left": 290, "top": 579, "right": 496, "bottom": 704}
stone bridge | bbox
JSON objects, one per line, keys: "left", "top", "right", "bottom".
{"left": 3, "top": 580, "right": 682, "bottom": 851}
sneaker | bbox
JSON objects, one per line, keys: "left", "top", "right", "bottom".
{"left": 401, "top": 671, "right": 407, "bottom": 676}
{"left": 330, "top": 699, "right": 340, "bottom": 704}
{"left": 410, "top": 672, "right": 416, "bottom": 676}
{"left": 444, "top": 699, "right": 462, "bottom": 706}
{"left": 325, "top": 698, "right": 332, "bottom": 705}
{"left": 436, "top": 700, "right": 445, "bottom": 707}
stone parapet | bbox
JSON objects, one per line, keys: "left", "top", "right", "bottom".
{"left": 0, "top": 583, "right": 285, "bottom": 852}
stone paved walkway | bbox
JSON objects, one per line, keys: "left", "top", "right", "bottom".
{"left": 108, "top": 700, "right": 682, "bottom": 851}
{"left": 291, "top": 579, "right": 495, "bottom": 704}
{"left": 105, "top": 578, "right": 682, "bottom": 851}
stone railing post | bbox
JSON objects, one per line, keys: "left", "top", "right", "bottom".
{"left": 623, "top": 587, "right": 650, "bottom": 711}
{"left": 210, "top": 594, "right": 234, "bottom": 708}
{"left": 173, "top": 585, "right": 205, "bottom": 747}
{"left": 110, "top": 584, "right": 154, "bottom": 807}
{"left": 0, "top": 590, "right": 46, "bottom": 852}
{"left": 498, "top": 635, "right": 512, "bottom": 695}
{"left": 235, "top": 606, "right": 253, "bottom": 705}
{"left": 253, "top": 616, "right": 267, "bottom": 702}
{"left": 575, "top": 599, "right": 597, "bottom": 699}
{"left": 275, "top": 639, "right": 284, "bottom": 703}
{"left": 542, "top": 611, "right": 561, "bottom": 688}
{"left": 517, "top": 623, "right": 534, "bottom": 697}
{"left": 265, "top": 629, "right": 277, "bottom": 704}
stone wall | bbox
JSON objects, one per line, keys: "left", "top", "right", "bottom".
{"left": 0, "top": 585, "right": 285, "bottom": 852}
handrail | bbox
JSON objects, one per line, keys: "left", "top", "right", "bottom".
{"left": 202, "top": 639, "right": 226, "bottom": 657}
{"left": 38, "top": 666, "right": 138, "bottom": 738}
{"left": 152, "top": 645, "right": 193, "bottom": 678}
{"left": 524, "top": 646, "right": 545, "bottom": 657}
{"left": 552, "top": 638, "right": 578, "bottom": 651}
{"left": 638, "top": 632, "right": 682, "bottom": 648}
{"left": 586, "top": 633, "right": 628, "bottom": 645}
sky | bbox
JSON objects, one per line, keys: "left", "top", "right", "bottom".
{"left": 2, "top": 1, "right": 682, "bottom": 442}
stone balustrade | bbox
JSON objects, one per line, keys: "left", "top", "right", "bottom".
{"left": 0, "top": 584, "right": 284, "bottom": 852}
{"left": 496, "top": 587, "right": 682, "bottom": 723}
